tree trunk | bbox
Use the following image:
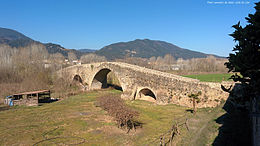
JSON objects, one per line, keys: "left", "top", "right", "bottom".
{"left": 193, "top": 98, "right": 196, "bottom": 114}
{"left": 252, "top": 96, "right": 260, "bottom": 146}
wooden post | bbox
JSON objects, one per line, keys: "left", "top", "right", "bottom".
{"left": 37, "top": 93, "right": 39, "bottom": 105}
{"left": 132, "top": 121, "right": 136, "bottom": 132}
{"left": 170, "top": 130, "right": 173, "bottom": 146}
{"left": 163, "top": 135, "right": 165, "bottom": 146}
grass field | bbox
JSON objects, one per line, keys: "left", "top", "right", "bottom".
{"left": 0, "top": 89, "right": 225, "bottom": 145}
{"left": 182, "top": 73, "right": 232, "bottom": 82}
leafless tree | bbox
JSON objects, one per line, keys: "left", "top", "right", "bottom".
{"left": 68, "top": 52, "right": 77, "bottom": 61}
{"left": 80, "top": 53, "right": 106, "bottom": 64}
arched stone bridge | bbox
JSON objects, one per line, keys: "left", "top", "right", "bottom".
{"left": 59, "top": 62, "right": 230, "bottom": 107}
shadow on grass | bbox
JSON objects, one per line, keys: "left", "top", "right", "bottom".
{"left": 185, "top": 109, "right": 194, "bottom": 113}
{"left": 126, "top": 121, "right": 144, "bottom": 133}
{"left": 107, "top": 84, "right": 123, "bottom": 91}
{"left": 0, "top": 104, "right": 10, "bottom": 112}
{"left": 132, "top": 121, "right": 144, "bottom": 129}
{"left": 38, "top": 98, "right": 59, "bottom": 106}
{"left": 213, "top": 83, "right": 251, "bottom": 146}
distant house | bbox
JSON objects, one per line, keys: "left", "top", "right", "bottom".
{"left": 44, "top": 63, "right": 51, "bottom": 68}
{"left": 171, "top": 65, "right": 180, "bottom": 70}
{"left": 43, "top": 59, "right": 52, "bottom": 68}
{"left": 72, "top": 60, "right": 81, "bottom": 65}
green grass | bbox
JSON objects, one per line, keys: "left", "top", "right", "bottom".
{"left": 0, "top": 89, "right": 224, "bottom": 145}
{"left": 182, "top": 73, "right": 232, "bottom": 82}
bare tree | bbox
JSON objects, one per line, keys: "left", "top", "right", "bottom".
{"left": 80, "top": 53, "right": 106, "bottom": 64}
{"left": 68, "top": 52, "right": 77, "bottom": 61}
{"left": 0, "top": 44, "right": 18, "bottom": 67}
{"left": 49, "top": 53, "right": 65, "bottom": 63}
{"left": 149, "top": 56, "right": 156, "bottom": 63}
{"left": 163, "top": 54, "right": 176, "bottom": 65}
{"left": 155, "top": 56, "right": 164, "bottom": 65}
{"left": 188, "top": 91, "right": 202, "bottom": 114}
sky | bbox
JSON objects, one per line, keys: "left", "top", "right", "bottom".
{"left": 0, "top": 0, "right": 258, "bottom": 57}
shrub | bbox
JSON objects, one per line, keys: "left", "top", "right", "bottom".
{"left": 96, "top": 95, "right": 139, "bottom": 132}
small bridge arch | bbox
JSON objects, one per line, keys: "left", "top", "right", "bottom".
{"left": 135, "top": 87, "right": 157, "bottom": 102}
{"left": 70, "top": 74, "right": 87, "bottom": 90}
{"left": 72, "top": 74, "right": 83, "bottom": 83}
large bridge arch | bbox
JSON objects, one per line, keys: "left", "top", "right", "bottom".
{"left": 89, "top": 68, "right": 125, "bottom": 91}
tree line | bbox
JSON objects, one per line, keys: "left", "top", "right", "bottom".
{"left": 117, "top": 54, "right": 228, "bottom": 73}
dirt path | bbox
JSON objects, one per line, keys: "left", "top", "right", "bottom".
{"left": 180, "top": 108, "right": 224, "bottom": 146}
{"left": 190, "top": 118, "right": 209, "bottom": 145}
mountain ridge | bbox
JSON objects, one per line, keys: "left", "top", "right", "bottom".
{"left": 0, "top": 27, "right": 87, "bottom": 58}
{"left": 78, "top": 49, "right": 96, "bottom": 53}
{"left": 0, "top": 27, "right": 224, "bottom": 60}
{"left": 96, "top": 39, "right": 223, "bottom": 60}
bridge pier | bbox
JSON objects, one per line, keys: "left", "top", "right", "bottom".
{"left": 121, "top": 90, "right": 133, "bottom": 100}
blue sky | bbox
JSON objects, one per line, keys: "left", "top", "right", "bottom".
{"left": 0, "top": 0, "right": 258, "bottom": 56}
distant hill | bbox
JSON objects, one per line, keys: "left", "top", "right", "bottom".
{"left": 0, "top": 27, "right": 86, "bottom": 59}
{"left": 96, "top": 39, "right": 222, "bottom": 60}
{"left": 0, "top": 27, "right": 34, "bottom": 47}
{"left": 44, "top": 43, "right": 84, "bottom": 58}
{"left": 78, "top": 49, "right": 96, "bottom": 53}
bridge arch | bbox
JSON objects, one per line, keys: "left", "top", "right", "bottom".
{"left": 135, "top": 87, "right": 157, "bottom": 102}
{"left": 70, "top": 74, "right": 87, "bottom": 90}
{"left": 90, "top": 68, "right": 123, "bottom": 91}
{"left": 72, "top": 75, "right": 83, "bottom": 83}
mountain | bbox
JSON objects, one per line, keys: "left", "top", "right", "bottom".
{"left": 0, "top": 27, "right": 86, "bottom": 59}
{"left": 78, "top": 49, "right": 96, "bottom": 53}
{"left": 44, "top": 43, "right": 84, "bottom": 58}
{"left": 0, "top": 27, "right": 34, "bottom": 47}
{"left": 96, "top": 39, "right": 222, "bottom": 60}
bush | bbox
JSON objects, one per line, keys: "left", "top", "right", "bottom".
{"left": 96, "top": 95, "right": 139, "bottom": 132}
{"left": 51, "top": 76, "right": 82, "bottom": 98}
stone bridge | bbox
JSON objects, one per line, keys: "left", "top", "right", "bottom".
{"left": 58, "top": 62, "right": 230, "bottom": 107}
